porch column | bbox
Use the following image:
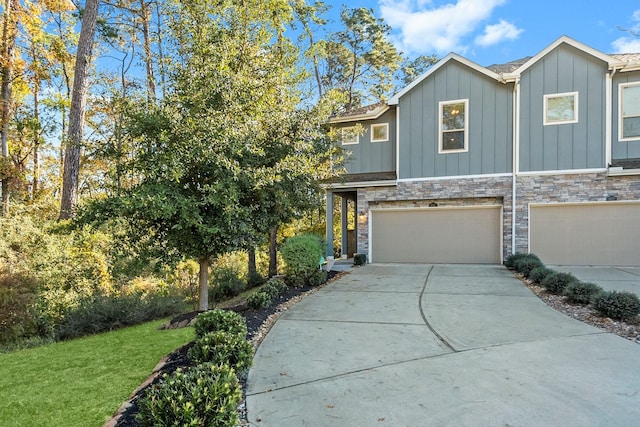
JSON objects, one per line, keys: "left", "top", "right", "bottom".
{"left": 352, "top": 194, "right": 358, "bottom": 254}
{"left": 325, "top": 192, "right": 334, "bottom": 258}
{"left": 341, "top": 196, "right": 348, "bottom": 259}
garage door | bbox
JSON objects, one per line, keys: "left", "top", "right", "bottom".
{"left": 530, "top": 202, "right": 640, "bottom": 266}
{"left": 370, "top": 206, "right": 502, "bottom": 263}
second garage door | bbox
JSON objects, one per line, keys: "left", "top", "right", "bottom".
{"left": 370, "top": 206, "right": 502, "bottom": 264}
{"left": 530, "top": 202, "right": 640, "bottom": 266}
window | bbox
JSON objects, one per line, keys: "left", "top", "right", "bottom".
{"left": 340, "top": 126, "right": 359, "bottom": 145}
{"left": 544, "top": 92, "right": 578, "bottom": 125}
{"left": 371, "top": 123, "right": 389, "bottom": 142}
{"left": 620, "top": 83, "right": 640, "bottom": 140}
{"left": 439, "top": 99, "right": 468, "bottom": 153}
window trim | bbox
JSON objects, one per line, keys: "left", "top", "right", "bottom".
{"left": 438, "top": 99, "right": 469, "bottom": 154}
{"left": 370, "top": 123, "right": 389, "bottom": 142}
{"left": 619, "top": 82, "right": 640, "bottom": 142}
{"left": 340, "top": 126, "right": 359, "bottom": 145}
{"left": 543, "top": 91, "right": 579, "bottom": 126}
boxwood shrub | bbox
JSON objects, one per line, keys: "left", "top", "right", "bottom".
{"left": 563, "top": 282, "right": 604, "bottom": 305}
{"left": 193, "top": 309, "right": 247, "bottom": 339}
{"left": 187, "top": 331, "right": 254, "bottom": 372}
{"left": 280, "top": 234, "right": 324, "bottom": 287}
{"left": 262, "top": 278, "right": 288, "bottom": 299}
{"left": 529, "top": 266, "right": 554, "bottom": 285}
{"left": 541, "top": 272, "right": 578, "bottom": 295}
{"left": 247, "top": 291, "right": 272, "bottom": 310}
{"left": 594, "top": 291, "right": 640, "bottom": 321}
{"left": 136, "top": 363, "right": 241, "bottom": 427}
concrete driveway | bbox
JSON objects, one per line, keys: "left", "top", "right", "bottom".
{"left": 246, "top": 264, "right": 640, "bottom": 426}
{"left": 550, "top": 265, "right": 640, "bottom": 297}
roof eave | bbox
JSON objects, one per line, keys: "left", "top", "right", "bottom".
{"left": 328, "top": 105, "right": 391, "bottom": 124}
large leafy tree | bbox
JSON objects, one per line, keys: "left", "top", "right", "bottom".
{"left": 80, "top": 0, "right": 339, "bottom": 310}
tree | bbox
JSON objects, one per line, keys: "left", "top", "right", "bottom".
{"left": 60, "top": 0, "right": 100, "bottom": 220}
{"left": 398, "top": 54, "right": 439, "bottom": 86}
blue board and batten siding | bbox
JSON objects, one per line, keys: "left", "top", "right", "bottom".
{"left": 337, "top": 108, "right": 396, "bottom": 175}
{"left": 612, "top": 72, "right": 640, "bottom": 161}
{"left": 519, "top": 44, "right": 607, "bottom": 171}
{"left": 397, "top": 61, "right": 513, "bottom": 180}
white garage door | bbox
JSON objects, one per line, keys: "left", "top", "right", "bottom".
{"left": 370, "top": 206, "right": 502, "bottom": 264}
{"left": 530, "top": 202, "right": 640, "bottom": 266}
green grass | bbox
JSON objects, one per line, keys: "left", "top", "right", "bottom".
{"left": 0, "top": 318, "right": 193, "bottom": 427}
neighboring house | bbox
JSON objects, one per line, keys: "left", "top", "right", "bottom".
{"left": 325, "top": 36, "right": 640, "bottom": 267}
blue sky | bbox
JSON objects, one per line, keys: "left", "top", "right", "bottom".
{"left": 324, "top": 0, "right": 640, "bottom": 67}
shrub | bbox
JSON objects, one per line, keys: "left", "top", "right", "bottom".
{"left": 594, "top": 291, "right": 640, "bottom": 321}
{"left": 307, "top": 269, "right": 327, "bottom": 287}
{"left": 210, "top": 266, "right": 245, "bottom": 301}
{"left": 247, "top": 271, "right": 266, "bottom": 289}
{"left": 0, "top": 273, "right": 41, "bottom": 343}
{"left": 563, "top": 282, "right": 604, "bottom": 305}
{"left": 529, "top": 266, "right": 554, "bottom": 285}
{"left": 541, "top": 272, "right": 578, "bottom": 295}
{"left": 247, "top": 291, "right": 272, "bottom": 310}
{"left": 193, "top": 309, "right": 247, "bottom": 339}
{"left": 505, "top": 252, "right": 528, "bottom": 269}
{"left": 137, "top": 363, "right": 241, "bottom": 427}
{"left": 280, "top": 234, "right": 324, "bottom": 286}
{"left": 513, "top": 256, "right": 543, "bottom": 278}
{"left": 353, "top": 253, "right": 367, "bottom": 266}
{"left": 262, "top": 278, "right": 288, "bottom": 299}
{"left": 187, "top": 331, "right": 254, "bottom": 372}
{"left": 55, "top": 293, "right": 187, "bottom": 341}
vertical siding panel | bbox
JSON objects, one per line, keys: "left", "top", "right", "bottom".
{"left": 585, "top": 60, "right": 604, "bottom": 168}
{"left": 410, "top": 86, "right": 424, "bottom": 178}
{"left": 458, "top": 67, "right": 473, "bottom": 175}
{"left": 422, "top": 78, "right": 436, "bottom": 177}
{"left": 479, "top": 79, "right": 494, "bottom": 174}
{"left": 399, "top": 96, "right": 412, "bottom": 179}
{"left": 519, "top": 74, "right": 532, "bottom": 171}
{"left": 434, "top": 71, "right": 447, "bottom": 176}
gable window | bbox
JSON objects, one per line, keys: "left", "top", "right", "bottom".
{"left": 620, "top": 82, "right": 640, "bottom": 140}
{"left": 340, "top": 126, "right": 359, "bottom": 145}
{"left": 439, "top": 99, "right": 468, "bottom": 153}
{"left": 544, "top": 92, "right": 578, "bottom": 125}
{"left": 371, "top": 123, "right": 389, "bottom": 142}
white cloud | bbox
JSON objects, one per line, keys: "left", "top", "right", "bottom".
{"left": 475, "top": 19, "right": 522, "bottom": 47}
{"left": 379, "top": 0, "right": 509, "bottom": 55}
{"left": 612, "top": 37, "right": 640, "bottom": 54}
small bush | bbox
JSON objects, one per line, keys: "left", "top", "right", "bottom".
{"left": 193, "top": 309, "right": 247, "bottom": 339}
{"left": 280, "top": 234, "right": 324, "bottom": 286}
{"left": 247, "top": 291, "right": 272, "bottom": 310}
{"left": 564, "top": 282, "right": 604, "bottom": 305}
{"left": 247, "top": 271, "right": 266, "bottom": 289}
{"left": 187, "top": 331, "right": 254, "bottom": 372}
{"left": 353, "top": 253, "right": 367, "bottom": 266}
{"left": 529, "top": 266, "right": 554, "bottom": 285}
{"left": 210, "top": 266, "right": 246, "bottom": 301}
{"left": 541, "top": 272, "right": 578, "bottom": 295}
{"left": 308, "top": 269, "right": 327, "bottom": 287}
{"left": 513, "top": 256, "right": 543, "bottom": 278}
{"left": 137, "top": 363, "right": 241, "bottom": 427}
{"left": 594, "top": 291, "right": 640, "bottom": 321}
{"left": 505, "top": 252, "right": 528, "bottom": 269}
{"left": 0, "top": 273, "right": 41, "bottom": 343}
{"left": 262, "top": 278, "right": 288, "bottom": 299}
{"left": 55, "top": 293, "right": 187, "bottom": 341}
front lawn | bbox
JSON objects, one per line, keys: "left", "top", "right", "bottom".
{"left": 0, "top": 318, "right": 193, "bottom": 427}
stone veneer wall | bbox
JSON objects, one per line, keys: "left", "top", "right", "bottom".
{"left": 356, "top": 176, "right": 514, "bottom": 260}
{"left": 514, "top": 172, "right": 640, "bottom": 253}
{"left": 355, "top": 172, "right": 639, "bottom": 262}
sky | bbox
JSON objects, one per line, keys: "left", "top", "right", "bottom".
{"left": 323, "top": 0, "right": 640, "bottom": 67}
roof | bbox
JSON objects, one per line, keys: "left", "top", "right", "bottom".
{"left": 328, "top": 103, "right": 390, "bottom": 124}
{"left": 486, "top": 56, "right": 532, "bottom": 74}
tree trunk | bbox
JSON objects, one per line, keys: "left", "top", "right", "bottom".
{"left": 268, "top": 225, "right": 278, "bottom": 277}
{"left": 59, "top": 0, "right": 100, "bottom": 220}
{"left": 32, "top": 82, "right": 40, "bottom": 198}
{"left": 198, "top": 257, "right": 210, "bottom": 311}
{"left": 140, "top": 0, "right": 156, "bottom": 102}
{"left": 1, "top": 0, "right": 18, "bottom": 216}
{"left": 248, "top": 246, "right": 257, "bottom": 278}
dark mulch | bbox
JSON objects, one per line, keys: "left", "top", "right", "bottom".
{"left": 112, "top": 271, "right": 340, "bottom": 426}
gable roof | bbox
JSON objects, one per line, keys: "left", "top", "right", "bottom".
{"left": 388, "top": 53, "right": 502, "bottom": 105}
{"left": 328, "top": 103, "right": 390, "bottom": 124}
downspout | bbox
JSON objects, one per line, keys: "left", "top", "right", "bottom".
{"left": 605, "top": 68, "right": 615, "bottom": 168}
{"left": 512, "top": 77, "right": 520, "bottom": 256}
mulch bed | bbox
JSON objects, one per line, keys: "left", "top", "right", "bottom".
{"left": 108, "top": 270, "right": 344, "bottom": 427}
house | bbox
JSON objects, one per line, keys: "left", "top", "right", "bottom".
{"left": 325, "top": 36, "right": 640, "bottom": 267}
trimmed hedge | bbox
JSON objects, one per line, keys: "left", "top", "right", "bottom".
{"left": 136, "top": 363, "right": 241, "bottom": 426}
{"left": 280, "top": 234, "right": 324, "bottom": 287}
{"left": 193, "top": 309, "right": 247, "bottom": 339}
{"left": 563, "top": 282, "right": 604, "bottom": 305}
{"left": 594, "top": 291, "right": 640, "bottom": 321}
{"left": 513, "top": 256, "right": 543, "bottom": 278}
{"left": 187, "top": 331, "right": 254, "bottom": 372}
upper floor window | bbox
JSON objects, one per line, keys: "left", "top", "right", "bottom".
{"left": 544, "top": 92, "right": 578, "bottom": 125}
{"left": 371, "top": 123, "right": 389, "bottom": 142}
{"left": 620, "top": 82, "right": 640, "bottom": 141}
{"left": 340, "top": 126, "right": 359, "bottom": 145}
{"left": 439, "top": 99, "right": 468, "bottom": 153}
